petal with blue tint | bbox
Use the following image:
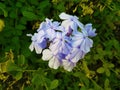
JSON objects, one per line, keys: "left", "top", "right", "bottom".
{"left": 49, "top": 57, "right": 60, "bottom": 69}
{"left": 42, "top": 49, "right": 52, "bottom": 61}
{"left": 63, "top": 59, "right": 76, "bottom": 71}
{"left": 59, "top": 12, "right": 72, "bottom": 19}
{"left": 34, "top": 43, "right": 42, "bottom": 54}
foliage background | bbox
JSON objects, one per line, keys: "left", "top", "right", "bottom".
{"left": 0, "top": 0, "right": 120, "bottom": 90}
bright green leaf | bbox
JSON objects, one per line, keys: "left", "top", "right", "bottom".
{"left": 106, "top": 69, "right": 110, "bottom": 77}
{"left": 104, "top": 78, "right": 109, "bottom": 88}
{"left": 97, "top": 67, "right": 105, "bottom": 73}
{"left": 0, "top": 62, "right": 7, "bottom": 73}
{"left": 50, "top": 79, "right": 59, "bottom": 89}
{"left": 108, "top": 63, "right": 114, "bottom": 68}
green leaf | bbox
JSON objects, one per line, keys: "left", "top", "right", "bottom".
{"left": 0, "top": 3, "right": 8, "bottom": 17}
{"left": 91, "top": 79, "right": 103, "bottom": 90}
{"left": 0, "top": 62, "right": 7, "bottom": 73}
{"left": 97, "top": 67, "right": 105, "bottom": 73}
{"left": 0, "top": 3, "right": 6, "bottom": 8}
{"left": 82, "top": 61, "right": 90, "bottom": 75}
{"left": 80, "top": 86, "right": 88, "bottom": 90}
{"left": 105, "top": 69, "right": 110, "bottom": 77}
{"left": 9, "top": 10, "right": 17, "bottom": 18}
{"left": 14, "top": 71, "right": 23, "bottom": 80}
{"left": 11, "top": 37, "right": 19, "bottom": 44}
{"left": 38, "top": 0, "right": 50, "bottom": 9}
{"left": 32, "top": 74, "right": 40, "bottom": 85}
{"left": 16, "top": 24, "right": 26, "bottom": 30}
{"left": 6, "top": 60, "right": 22, "bottom": 72}
{"left": 73, "top": 72, "right": 89, "bottom": 87}
{"left": 108, "top": 63, "right": 114, "bottom": 68}
{"left": 32, "top": 70, "right": 46, "bottom": 86}
{"left": 104, "top": 78, "right": 109, "bottom": 88}
{"left": 17, "top": 55, "right": 26, "bottom": 65}
{"left": 22, "top": 10, "right": 38, "bottom": 20}
{"left": 24, "top": 86, "right": 34, "bottom": 90}
{"left": 16, "top": 2, "right": 22, "bottom": 7}
{"left": 50, "top": 79, "right": 59, "bottom": 90}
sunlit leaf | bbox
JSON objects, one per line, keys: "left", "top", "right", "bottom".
{"left": 50, "top": 79, "right": 59, "bottom": 90}
{"left": 97, "top": 67, "right": 105, "bottom": 73}
{"left": 104, "top": 78, "right": 109, "bottom": 88}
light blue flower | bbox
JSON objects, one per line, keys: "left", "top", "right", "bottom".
{"left": 49, "top": 32, "right": 72, "bottom": 55}
{"left": 28, "top": 30, "right": 47, "bottom": 54}
{"left": 28, "top": 12, "right": 97, "bottom": 71}
{"left": 62, "top": 47, "right": 85, "bottom": 71}
{"left": 38, "top": 18, "right": 64, "bottom": 41}
{"left": 37, "top": 21, "right": 48, "bottom": 32}
{"left": 72, "top": 31, "right": 93, "bottom": 53}
{"left": 59, "top": 12, "right": 84, "bottom": 35}
{"left": 69, "top": 48, "right": 85, "bottom": 63}
{"left": 42, "top": 32, "right": 72, "bottom": 69}
{"left": 82, "top": 23, "right": 97, "bottom": 37}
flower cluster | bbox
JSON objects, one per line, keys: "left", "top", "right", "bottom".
{"left": 27, "top": 12, "right": 97, "bottom": 71}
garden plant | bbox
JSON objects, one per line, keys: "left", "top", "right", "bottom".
{"left": 0, "top": 0, "right": 120, "bottom": 90}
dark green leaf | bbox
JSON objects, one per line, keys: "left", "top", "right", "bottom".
{"left": 6, "top": 60, "right": 22, "bottom": 72}
{"left": 22, "top": 10, "right": 38, "bottom": 20}
{"left": 17, "top": 55, "right": 26, "bottom": 65}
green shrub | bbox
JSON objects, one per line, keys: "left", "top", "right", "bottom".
{"left": 0, "top": 0, "right": 120, "bottom": 90}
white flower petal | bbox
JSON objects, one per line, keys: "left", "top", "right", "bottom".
{"left": 59, "top": 12, "right": 72, "bottom": 20}
{"left": 29, "top": 42, "right": 34, "bottom": 51}
{"left": 75, "top": 20, "right": 84, "bottom": 30}
{"left": 34, "top": 44, "right": 42, "bottom": 54}
{"left": 63, "top": 60, "right": 76, "bottom": 71}
{"left": 26, "top": 34, "right": 32, "bottom": 37}
{"left": 42, "top": 49, "right": 52, "bottom": 61}
{"left": 49, "top": 57, "right": 60, "bottom": 69}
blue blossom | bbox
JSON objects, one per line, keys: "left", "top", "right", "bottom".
{"left": 28, "top": 30, "right": 47, "bottom": 54}
{"left": 37, "top": 21, "right": 48, "bottom": 32}
{"left": 38, "top": 18, "right": 64, "bottom": 41}
{"left": 72, "top": 31, "right": 93, "bottom": 53}
{"left": 84, "top": 23, "right": 97, "bottom": 37}
{"left": 68, "top": 48, "right": 85, "bottom": 63}
{"left": 62, "top": 47, "right": 85, "bottom": 71}
{"left": 49, "top": 32, "right": 72, "bottom": 55}
{"left": 28, "top": 12, "right": 97, "bottom": 71}
{"left": 42, "top": 32, "right": 72, "bottom": 69}
{"left": 59, "top": 12, "right": 84, "bottom": 35}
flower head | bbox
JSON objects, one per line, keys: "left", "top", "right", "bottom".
{"left": 27, "top": 30, "right": 47, "bottom": 54}
{"left": 28, "top": 12, "right": 97, "bottom": 71}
